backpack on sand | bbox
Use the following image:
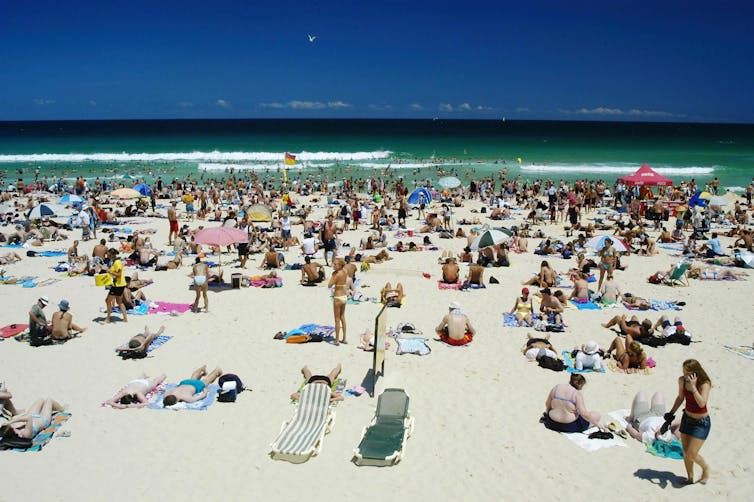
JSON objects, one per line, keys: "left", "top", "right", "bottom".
{"left": 217, "top": 373, "right": 246, "bottom": 402}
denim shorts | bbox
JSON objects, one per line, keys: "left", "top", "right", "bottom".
{"left": 680, "top": 413, "right": 711, "bottom": 440}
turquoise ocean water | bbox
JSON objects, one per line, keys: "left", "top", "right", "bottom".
{"left": 0, "top": 119, "right": 752, "bottom": 191}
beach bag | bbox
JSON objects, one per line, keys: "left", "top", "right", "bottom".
{"left": 217, "top": 373, "right": 245, "bottom": 402}
{"left": 538, "top": 355, "right": 566, "bottom": 372}
{"left": 647, "top": 273, "right": 663, "bottom": 284}
{"left": 95, "top": 273, "right": 113, "bottom": 287}
{"left": 285, "top": 334, "right": 310, "bottom": 344}
{"left": 118, "top": 348, "right": 147, "bottom": 360}
{"left": 0, "top": 435, "right": 34, "bottom": 450}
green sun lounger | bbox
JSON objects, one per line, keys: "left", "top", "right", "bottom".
{"left": 270, "top": 383, "right": 335, "bottom": 463}
{"left": 664, "top": 262, "right": 689, "bottom": 287}
{"left": 353, "top": 388, "right": 414, "bottom": 466}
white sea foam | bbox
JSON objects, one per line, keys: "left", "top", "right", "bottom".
{"left": 0, "top": 150, "right": 392, "bottom": 163}
{"left": 519, "top": 164, "right": 715, "bottom": 175}
{"left": 724, "top": 186, "right": 746, "bottom": 193}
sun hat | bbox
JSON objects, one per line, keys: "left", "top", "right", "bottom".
{"left": 58, "top": 299, "right": 70, "bottom": 311}
{"left": 449, "top": 301, "right": 461, "bottom": 310}
{"left": 583, "top": 341, "right": 599, "bottom": 355}
{"left": 39, "top": 296, "right": 49, "bottom": 306}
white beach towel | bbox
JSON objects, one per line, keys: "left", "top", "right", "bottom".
{"left": 562, "top": 426, "right": 627, "bottom": 452}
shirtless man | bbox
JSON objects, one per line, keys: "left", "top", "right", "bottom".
{"left": 91, "top": 238, "right": 108, "bottom": 269}
{"left": 322, "top": 214, "right": 337, "bottom": 266}
{"left": 435, "top": 301, "right": 476, "bottom": 346}
{"left": 191, "top": 257, "right": 210, "bottom": 313}
{"left": 301, "top": 256, "right": 325, "bottom": 285}
{"left": 328, "top": 259, "right": 352, "bottom": 345}
{"left": 50, "top": 299, "right": 86, "bottom": 340}
{"left": 442, "top": 257, "right": 460, "bottom": 284}
{"left": 539, "top": 288, "right": 564, "bottom": 325}
{"left": 465, "top": 258, "right": 485, "bottom": 286}
{"left": 167, "top": 201, "right": 178, "bottom": 245}
{"left": 734, "top": 229, "right": 753, "bottom": 252}
{"left": 259, "top": 247, "right": 282, "bottom": 269}
{"left": 106, "top": 373, "right": 167, "bottom": 409}
{"left": 162, "top": 365, "right": 222, "bottom": 407}
{"left": 67, "top": 240, "right": 79, "bottom": 265}
{"left": 602, "top": 314, "right": 653, "bottom": 338}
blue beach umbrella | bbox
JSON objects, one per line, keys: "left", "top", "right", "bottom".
{"left": 27, "top": 203, "right": 60, "bottom": 219}
{"left": 133, "top": 183, "right": 152, "bottom": 196}
{"left": 59, "top": 194, "right": 85, "bottom": 205}
{"left": 407, "top": 187, "right": 432, "bottom": 205}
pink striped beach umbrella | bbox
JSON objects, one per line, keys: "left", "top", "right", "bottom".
{"left": 193, "top": 226, "right": 248, "bottom": 265}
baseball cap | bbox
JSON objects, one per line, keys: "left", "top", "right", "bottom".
{"left": 522, "top": 287, "right": 529, "bottom": 294}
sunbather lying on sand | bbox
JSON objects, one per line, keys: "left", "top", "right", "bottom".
{"left": 162, "top": 365, "right": 222, "bottom": 406}
{"left": 106, "top": 374, "right": 167, "bottom": 409}
{"left": 0, "top": 398, "right": 66, "bottom": 439}
{"left": 625, "top": 390, "right": 681, "bottom": 444}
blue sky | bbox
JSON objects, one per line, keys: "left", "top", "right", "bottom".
{"left": 1, "top": 0, "right": 752, "bottom": 122}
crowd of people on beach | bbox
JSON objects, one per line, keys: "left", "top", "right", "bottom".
{"left": 3, "top": 168, "right": 752, "bottom": 485}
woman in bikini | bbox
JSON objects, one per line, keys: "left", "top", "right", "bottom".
{"left": 0, "top": 398, "right": 66, "bottom": 439}
{"left": 328, "top": 259, "right": 352, "bottom": 345}
{"left": 604, "top": 337, "right": 647, "bottom": 372}
{"left": 597, "top": 238, "right": 617, "bottom": 289}
{"left": 543, "top": 374, "right": 602, "bottom": 433}
{"left": 290, "top": 364, "right": 344, "bottom": 403}
{"left": 667, "top": 359, "right": 712, "bottom": 484}
{"left": 106, "top": 373, "right": 167, "bottom": 409}
{"left": 509, "top": 287, "right": 534, "bottom": 326}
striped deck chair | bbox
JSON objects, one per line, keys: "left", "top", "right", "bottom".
{"left": 663, "top": 262, "right": 690, "bottom": 287}
{"left": 270, "top": 383, "right": 335, "bottom": 463}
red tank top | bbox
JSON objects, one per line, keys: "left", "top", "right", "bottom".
{"left": 684, "top": 388, "right": 707, "bottom": 414}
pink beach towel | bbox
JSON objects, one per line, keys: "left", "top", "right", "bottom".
{"left": 438, "top": 280, "right": 462, "bottom": 290}
{"left": 148, "top": 302, "right": 193, "bottom": 314}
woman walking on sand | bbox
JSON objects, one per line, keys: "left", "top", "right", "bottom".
{"left": 667, "top": 359, "right": 712, "bottom": 484}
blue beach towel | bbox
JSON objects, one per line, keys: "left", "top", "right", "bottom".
{"left": 112, "top": 303, "right": 149, "bottom": 315}
{"left": 570, "top": 300, "right": 602, "bottom": 310}
{"left": 649, "top": 299, "right": 682, "bottom": 311}
{"left": 646, "top": 439, "right": 684, "bottom": 459}
{"left": 147, "top": 383, "right": 219, "bottom": 410}
{"left": 38, "top": 251, "right": 67, "bottom": 257}
{"left": 502, "top": 313, "right": 541, "bottom": 327}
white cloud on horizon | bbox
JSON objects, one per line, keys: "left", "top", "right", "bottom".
{"left": 560, "top": 106, "right": 685, "bottom": 119}
{"left": 409, "top": 103, "right": 423, "bottom": 111}
{"left": 177, "top": 101, "right": 194, "bottom": 108}
{"left": 368, "top": 104, "right": 393, "bottom": 111}
{"left": 33, "top": 98, "right": 55, "bottom": 105}
{"left": 215, "top": 99, "right": 231, "bottom": 109}
{"left": 438, "top": 103, "right": 454, "bottom": 112}
{"left": 515, "top": 107, "right": 530, "bottom": 113}
{"left": 458, "top": 103, "right": 472, "bottom": 111}
{"left": 259, "top": 100, "right": 352, "bottom": 110}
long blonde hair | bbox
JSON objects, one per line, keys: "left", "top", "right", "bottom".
{"left": 683, "top": 359, "right": 712, "bottom": 389}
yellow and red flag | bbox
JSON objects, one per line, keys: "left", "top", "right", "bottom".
{"left": 284, "top": 152, "right": 297, "bottom": 165}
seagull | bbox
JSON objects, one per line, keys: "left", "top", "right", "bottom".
{"left": 308, "top": 35, "right": 317, "bottom": 43}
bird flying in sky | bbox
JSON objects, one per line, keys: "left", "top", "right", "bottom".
{"left": 308, "top": 35, "right": 317, "bottom": 42}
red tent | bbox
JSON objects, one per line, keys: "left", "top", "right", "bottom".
{"left": 618, "top": 163, "right": 672, "bottom": 186}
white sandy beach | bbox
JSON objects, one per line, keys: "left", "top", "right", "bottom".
{"left": 1, "top": 193, "right": 752, "bottom": 502}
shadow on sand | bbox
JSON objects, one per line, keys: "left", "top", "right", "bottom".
{"left": 633, "top": 468, "right": 690, "bottom": 489}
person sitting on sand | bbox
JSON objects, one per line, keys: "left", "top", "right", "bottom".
{"left": 380, "top": 282, "right": 404, "bottom": 306}
{"left": 510, "top": 287, "right": 535, "bottom": 326}
{"left": 604, "top": 336, "right": 647, "bottom": 372}
{"left": 463, "top": 258, "right": 485, "bottom": 287}
{"left": 106, "top": 374, "right": 167, "bottom": 409}
{"left": 119, "top": 325, "right": 165, "bottom": 357}
{"left": 441, "top": 257, "right": 460, "bottom": 284}
{"left": 522, "top": 333, "right": 557, "bottom": 361}
{"left": 162, "top": 365, "right": 222, "bottom": 407}
{"left": 543, "top": 374, "right": 603, "bottom": 433}
{"left": 522, "top": 260, "right": 558, "bottom": 288}
{"left": 259, "top": 246, "right": 283, "bottom": 269}
{"left": 122, "top": 277, "right": 148, "bottom": 310}
{"left": 625, "top": 390, "right": 682, "bottom": 444}
{"left": 0, "top": 398, "right": 66, "bottom": 439}
{"left": 457, "top": 246, "right": 473, "bottom": 263}
{"left": 50, "top": 299, "right": 86, "bottom": 340}
{"left": 300, "top": 255, "right": 325, "bottom": 285}
{"left": 599, "top": 274, "right": 622, "bottom": 304}
{"left": 568, "top": 272, "right": 589, "bottom": 302}
{"left": 539, "top": 288, "right": 564, "bottom": 325}
{"left": 602, "top": 314, "right": 653, "bottom": 338}
{"left": 435, "top": 301, "right": 476, "bottom": 346}
{"left": 290, "top": 364, "right": 344, "bottom": 403}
